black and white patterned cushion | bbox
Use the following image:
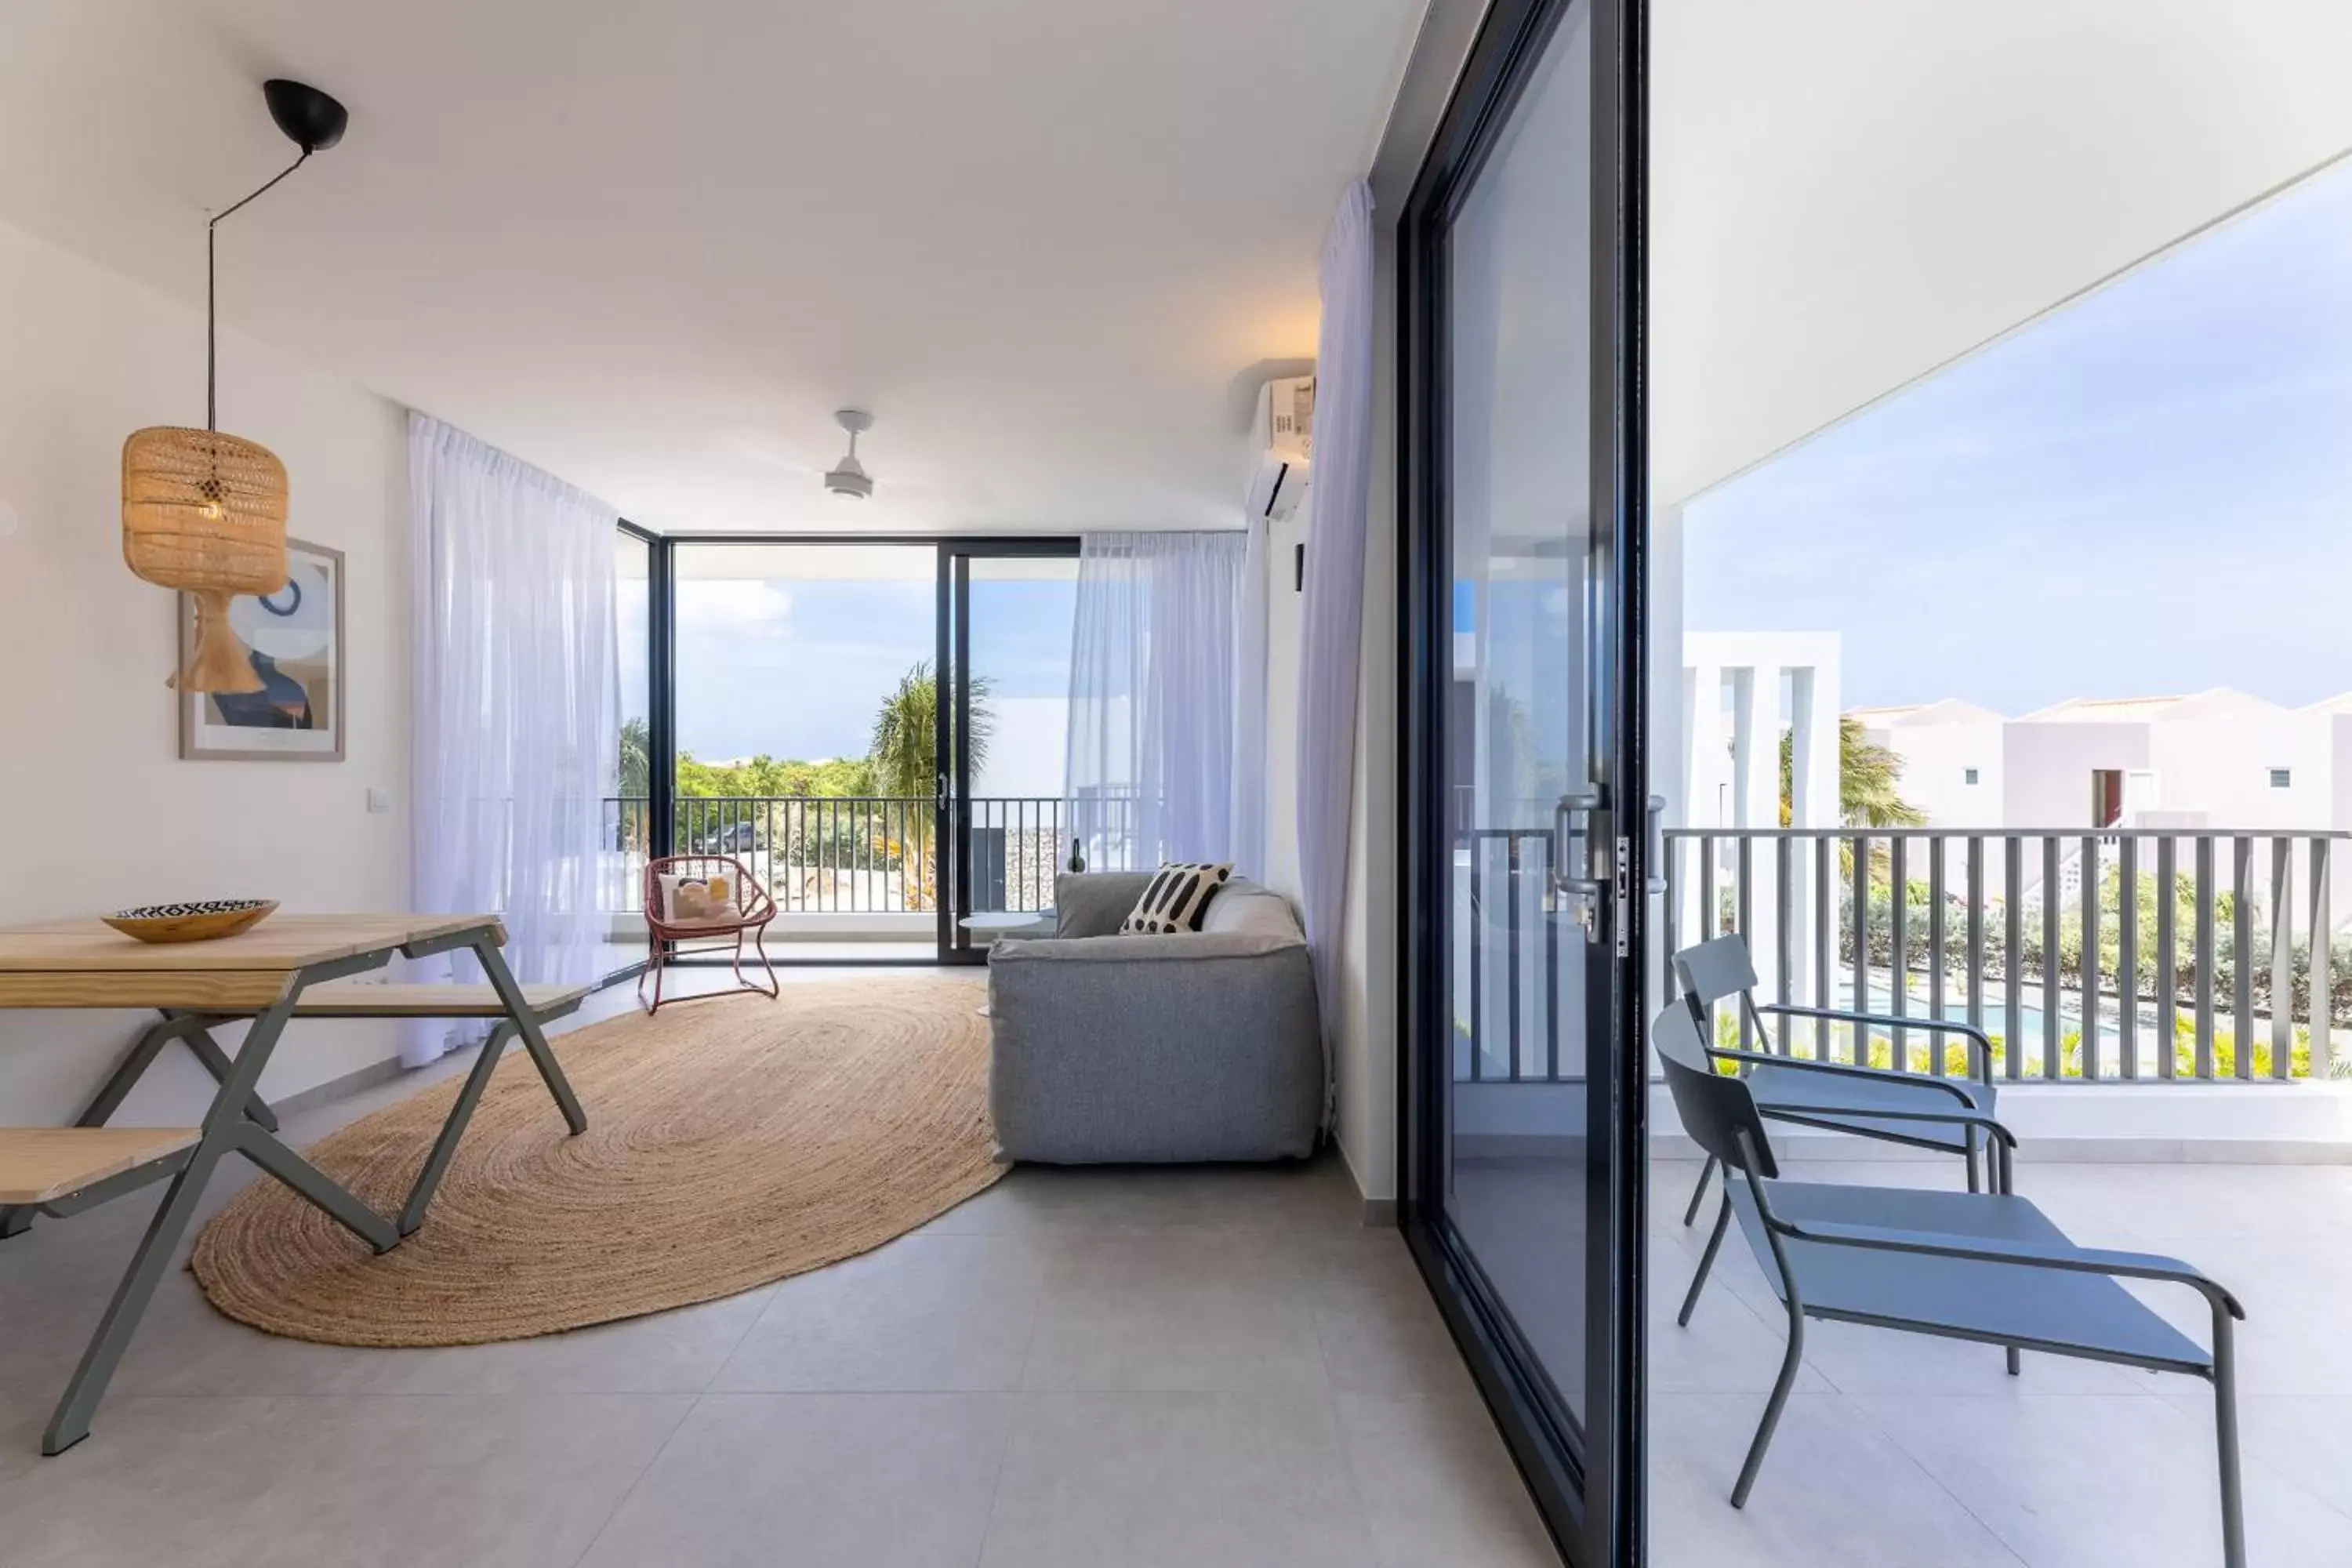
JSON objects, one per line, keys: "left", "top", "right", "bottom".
{"left": 1118, "top": 862, "right": 1234, "bottom": 935}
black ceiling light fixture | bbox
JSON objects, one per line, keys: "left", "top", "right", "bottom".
{"left": 118, "top": 76, "right": 350, "bottom": 692}
{"left": 203, "top": 79, "right": 350, "bottom": 428}
{"left": 262, "top": 78, "right": 349, "bottom": 154}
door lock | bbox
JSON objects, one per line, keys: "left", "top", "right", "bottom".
{"left": 1552, "top": 789, "right": 1611, "bottom": 943}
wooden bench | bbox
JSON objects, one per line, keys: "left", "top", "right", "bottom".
{"left": 291, "top": 980, "right": 593, "bottom": 1020}
{"left": 0, "top": 1128, "right": 199, "bottom": 1207}
{"left": 0, "top": 982, "right": 594, "bottom": 1245}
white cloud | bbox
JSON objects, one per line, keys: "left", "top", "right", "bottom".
{"left": 678, "top": 579, "right": 793, "bottom": 630}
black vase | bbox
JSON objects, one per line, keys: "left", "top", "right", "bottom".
{"left": 1067, "top": 837, "right": 1086, "bottom": 874}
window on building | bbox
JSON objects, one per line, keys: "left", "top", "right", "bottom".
{"left": 2270, "top": 768, "right": 2293, "bottom": 789}
{"left": 1963, "top": 768, "right": 1980, "bottom": 786}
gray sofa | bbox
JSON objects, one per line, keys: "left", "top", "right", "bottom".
{"left": 986, "top": 872, "right": 1323, "bottom": 1163}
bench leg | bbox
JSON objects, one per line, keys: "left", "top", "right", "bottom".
{"left": 476, "top": 939, "right": 587, "bottom": 1135}
{"left": 44, "top": 993, "right": 390, "bottom": 1454}
{"left": 398, "top": 1020, "right": 517, "bottom": 1235}
{"left": 232, "top": 1123, "right": 397, "bottom": 1254}
{"left": 2, "top": 1013, "right": 272, "bottom": 1240}
{"left": 42, "top": 1138, "right": 220, "bottom": 1454}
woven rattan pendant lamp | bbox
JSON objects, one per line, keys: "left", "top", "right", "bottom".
{"left": 123, "top": 78, "right": 348, "bottom": 693}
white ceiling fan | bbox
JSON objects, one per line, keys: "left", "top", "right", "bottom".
{"left": 822, "top": 408, "right": 875, "bottom": 501}
{"left": 719, "top": 411, "right": 938, "bottom": 505}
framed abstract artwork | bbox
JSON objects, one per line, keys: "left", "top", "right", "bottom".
{"left": 179, "top": 537, "right": 346, "bottom": 761}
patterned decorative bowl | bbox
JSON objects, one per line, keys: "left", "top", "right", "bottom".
{"left": 102, "top": 899, "right": 279, "bottom": 945}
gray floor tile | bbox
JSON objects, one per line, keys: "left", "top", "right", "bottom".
{"left": 1857, "top": 1391, "right": 2352, "bottom": 1568}
{"left": 1334, "top": 1388, "right": 1560, "bottom": 1568}
{"left": 978, "top": 1391, "right": 1377, "bottom": 1568}
{"left": 1021, "top": 1230, "right": 1328, "bottom": 1392}
{"left": 105, "top": 1268, "right": 776, "bottom": 1398}
{"left": 1298, "top": 1229, "right": 1479, "bottom": 1397}
{"left": 0, "top": 1392, "right": 691, "bottom": 1568}
{"left": 579, "top": 1392, "right": 1013, "bottom": 1568}
{"left": 710, "top": 1231, "right": 1048, "bottom": 1392}
{"left": 1650, "top": 1392, "right": 2027, "bottom": 1568}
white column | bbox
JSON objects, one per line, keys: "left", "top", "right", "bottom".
{"left": 1682, "top": 662, "right": 1724, "bottom": 951}
{"left": 1788, "top": 665, "right": 1840, "bottom": 1007}
{"left": 1731, "top": 667, "right": 1781, "bottom": 1001}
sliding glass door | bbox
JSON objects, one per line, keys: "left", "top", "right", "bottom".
{"left": 1399, "top": 1, "right": 1648, "bottom": 1563}
{"left": 942, "top": 543, "right": 1082, "bottom": 963}
{"left": 624, "top": 534, "right": 1079, "bottom": 964}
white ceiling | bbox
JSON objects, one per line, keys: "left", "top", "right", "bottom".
{"left": 1651, "top": 0, "right": 2352, "bottom": 509}
{"left": 0, "top": 0, "right": 1423, "bottom": 532}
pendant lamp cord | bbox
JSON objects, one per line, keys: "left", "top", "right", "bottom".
{"left": 205, "top": 150, "right": 310, "bottom": 432}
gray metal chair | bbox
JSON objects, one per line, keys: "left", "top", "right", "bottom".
{"left": 1654, "top": 1001, "right": 2247, "bottom": 1567}
{"left": 1674, "top": 933, "right": 2011, "bottom": 1229}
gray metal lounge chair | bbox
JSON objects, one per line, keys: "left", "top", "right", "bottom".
{"left": 1653, "top": 1001, "right": 2247, "bottom": 1567}
{"left": 1673, "top": 933, "right": 2011, "bottom": 1232}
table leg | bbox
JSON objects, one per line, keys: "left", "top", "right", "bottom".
{"left": 178, "top": 1020, "right": 281, "bottom": 1133}
{"left": 398, "top": 1019, "right": 517, "bottom": 1235}
{"left": 41, "top": 988, "right": 397, "bottom": 1454}
{"left": 476, "top": 939, "right": 588, "bottom": 1136}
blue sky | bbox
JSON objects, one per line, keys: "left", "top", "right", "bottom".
{"left": 1686, "top": 156, "right": 2352, "bottom": 716}
{"left": 662, "top": 576, "right": 1075, "bottom": 766}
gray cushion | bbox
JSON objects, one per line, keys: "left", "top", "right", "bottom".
{"left": 1055, "top": 872, "right": 1152, "bottom": 938}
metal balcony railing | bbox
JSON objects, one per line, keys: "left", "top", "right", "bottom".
{"left": 1447, "top": 823, "right": 2352, "bottom": 1086}
{"left": 601, "top": 796, "right": 1073, "bottom": 917}
{"left": 1661, "top": 826, "right": 2352, "bottom": 1084}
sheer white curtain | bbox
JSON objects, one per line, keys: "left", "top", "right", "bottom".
{"left": 1295, "top": 180, "right": 1375, "bottom": 1114}
{"left": 1063, "top": 528, "right": 1264, "bottom": 873}
{"left": 407, "top": 412, "right": 618, "bottom": 1066}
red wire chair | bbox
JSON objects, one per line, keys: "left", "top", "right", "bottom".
{"left": 637, "top": 853, "right": 780, "bottom": 1013}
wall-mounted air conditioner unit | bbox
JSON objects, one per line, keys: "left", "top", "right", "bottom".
{"left": 1245, "top": 374, "right": 1314, "bottom": 521}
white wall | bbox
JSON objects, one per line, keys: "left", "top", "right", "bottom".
{"left": 0, "top": 216, "right": 412, "bottom": 1124}
{"left": 2002, "top": 722, "right": 2152, "bottom": 829}
{"left": 2143, "top": 710, "right": 2329, "bottom": 832}
{"left": 1330, "top": 222, "right": 1402, "bottom": 1207}
{"left": 1862, "top": 716, "right": 2006, "bottom": 829}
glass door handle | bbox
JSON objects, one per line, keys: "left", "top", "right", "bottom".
{"left": 1552, "top": 789, "right": 1604, "bottom": 900}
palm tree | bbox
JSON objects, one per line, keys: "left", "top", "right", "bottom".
{"left": 617, "top": 716, "right": 651, "bottom": 851}
{"left": 867, "top": 662, "right": 993, "bottom": 801}
{"left": 1777, "top": 716, "right": 1925, "bottom": 828}
{"left": 618, "top": 716, "right": 651, "bottom": 800}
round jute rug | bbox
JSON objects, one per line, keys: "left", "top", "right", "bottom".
{"left": 191, "top": 976, "right": 1002, "bottom": 1346}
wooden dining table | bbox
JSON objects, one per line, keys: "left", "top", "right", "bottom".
{"left": 0, "top": 913, "right": 588, "bottom": 1454}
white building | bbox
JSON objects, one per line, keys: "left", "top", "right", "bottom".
{"left": 1845, "top": 699, "right": 2006, "bottom": 828}
{"left": 1859, "top": 688, "right": 2341, "bottom": 833}
{"left": 1860, "top": 687, "right": 2352, "bottom": 926}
